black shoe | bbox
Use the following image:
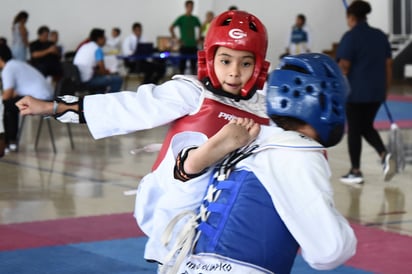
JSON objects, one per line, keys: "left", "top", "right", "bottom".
{"left": 340, "top": 170, "right": 364, "bottom": 185}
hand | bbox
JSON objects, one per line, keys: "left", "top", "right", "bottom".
{"left": 181, "top": 118, "right": 260, "bottom": 176}
{"left": 15, "top": 96, "right": 53, "bottom": 116}
{"left": 222, "top": 117, "right": 261, "bottom": 148}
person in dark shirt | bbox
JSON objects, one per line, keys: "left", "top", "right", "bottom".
{"left": 336, "top": 0, "right": 396, "bottom": 184}
{"left": 29, "top": 25, "right": 62, "bottom": 81}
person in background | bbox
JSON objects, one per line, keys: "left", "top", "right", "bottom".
{"left": 200, "top": 11, "right": 214, "bottom": 47}
{"left": 103, "top": 27, "right": 122, "bottom": 74}
{"left": 285, "top": 14, "right": 311, "bottom": 56}
{"left": 29, "top": 25, "right": 63, "bottom": 81}
{"left": 11, "top": 11, "right": 29, "bottom": 61}
{"left": 169, "top": 0, "right": 201, "bottom": 74}
{"left": 0, "top": 37, "right": 8, "bottom": 46}
{"left": 122, "top": 22, "right": 166, "bottom": 84}
{"left": 74, "top": 28, "right": 123, "bottom": 93}
{"left": 0, "top": 44, "right": 53, "bottom": 152}
{"left": 105, "top": 27, "right": 122, "bottom": 54}
{"left": 49, "top": 30, "right": 64, "bottom": 59}
{"left": 336, "top": 0, "right": 396, "bottom": 185}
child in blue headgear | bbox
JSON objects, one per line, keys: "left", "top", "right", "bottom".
{"left": 141, "top": 53, "right": 356, "bottom": 273}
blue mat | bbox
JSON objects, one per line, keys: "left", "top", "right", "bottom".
{"left": 0, "top": 237, "right": 372, "bottom": 274}
{"left": 375, "top": 101, "right": 412, "bottom": 123}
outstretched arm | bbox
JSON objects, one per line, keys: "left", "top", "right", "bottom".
{"left": 174, "top": 118, "right": 260, "bottom": 181}
{"left": 16, "top": 96, "right": 79, "bottom": 116}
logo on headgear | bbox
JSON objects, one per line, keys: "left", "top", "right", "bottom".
{"left": 229, "top": 28, "right": 247, "bottom": 39}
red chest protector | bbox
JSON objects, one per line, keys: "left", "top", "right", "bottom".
{"left": 152, "top": 98, "right": 269, "bottom": 170}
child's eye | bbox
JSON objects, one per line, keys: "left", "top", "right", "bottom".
{"left": 220, "top": 59, "right": 230, "bottom": 65}
{"left": 242, "top": 62, "right": 253, "bottom": 67}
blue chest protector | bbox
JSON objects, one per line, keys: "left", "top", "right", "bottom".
{"left": 194, "top": 169, "right": 299, "bottom": 274}
{"left": 291, "top": 27, "right": 308, "bottom": 44}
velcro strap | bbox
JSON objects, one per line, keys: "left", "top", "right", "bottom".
{"left": 55, "top": 110, "right": 80, "bottom": 123}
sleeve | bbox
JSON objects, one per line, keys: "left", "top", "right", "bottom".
{"left": 336, "top": 32, "right": 355, "bottom": 62}
{"left": 134, "top": 131, "right": 212, "bottom": 263}
{"left": 1, "top": 65, "right": 15, "bottom": 91}
{"left": 83, "top": 78, "right": 202, "bottom": 139}
{"left": 0, "top": 101, "right": 4, "bottom": 133}
{"left": 254, "top": 150, "right": 357, "bottom": 270}
{"left": 384, "top": 34, "right": 392, "bottom": 59}
{"left": 172, "top": 16, "right": 180, "bottom": 27}
{"left": 94, "top": 47, "right": 104, "bottom": 62}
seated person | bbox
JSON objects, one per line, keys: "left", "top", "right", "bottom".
{"left": 122, "top": 22, "right": 166, "bottom": 84}
{"left": 49, "top": 30, "right": 64, "bottom": 58}
{"left": 74, "top": 28, "right": 123, "bottom": 93}
{"left": 0, "top": 101, "right": 5, "bottom": 157}
{"left": 0, "top": 44, "right": 53, "bottom": 152}
{"left": 29, "top": 25, "right": 63, "bottom": 80}
{"left": 134, "top": 54, "right": 356, "bottom": 273}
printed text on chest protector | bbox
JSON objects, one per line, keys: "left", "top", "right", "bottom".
{"left": 218, "top": 112, "right": 237, "bottom": 121}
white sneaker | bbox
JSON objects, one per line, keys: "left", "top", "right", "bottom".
{"left": 383, "top": 153, "right": 397, "bottom": 182}
{"left": 8, "top": 143, "right": 18, "bottom": 152}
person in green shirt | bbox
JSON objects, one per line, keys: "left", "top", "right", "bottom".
{"left": 169, "top": 0, "right": 201, "bottom": 74}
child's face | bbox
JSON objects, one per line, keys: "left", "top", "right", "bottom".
{"left": 213, "top": 46, "right": 255, "bottom": 96}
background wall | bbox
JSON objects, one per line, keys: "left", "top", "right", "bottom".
{"left": 0, "top": 0, "right": 390, "bottom": 67}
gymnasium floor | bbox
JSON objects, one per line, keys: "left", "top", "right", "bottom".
{"left": 0, "top": 81, "right": 411, "bottom": 274}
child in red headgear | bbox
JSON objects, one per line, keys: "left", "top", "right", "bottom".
{"left": 16, "top": 10, "right": 271, "bottom": 171}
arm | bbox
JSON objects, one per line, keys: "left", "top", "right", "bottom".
{"left": 175, "top": 118, "right": 260, "bottom": 181}
{"left": 2, "top": 88, "right": 16, "bottom": 101}
{"left": 31, "top": 45, "right": 59, "bottom": 58}
{"left": 95, "top": 59, "right": 110, "bottom": 75}
{"left": 16, "top": 95, "right": 79, "bottom": 116}
{"left": 338, "top": 58, "right": 351, "bottom": 76}
{"left": 18, "top": 23, "right": 29, "bottom": 46}
{"left": 257, "top": 150, "right": 356, "bottom": 270}
{"left": 169, "top": 24, "right": 176, "bottom": 39}
{"left": 386, "top": 58, "right": 393, "bottom": 97}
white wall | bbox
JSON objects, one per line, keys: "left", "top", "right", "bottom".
{"left": 0, "top": 0, "right": 390, "bottom": 66}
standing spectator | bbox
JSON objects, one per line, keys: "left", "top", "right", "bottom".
{"left": 169, "top": 0, "right": 201, "bottom": 74}
{"left": 200, "top": 11, "right": 214, "bottom": 43}
{"left": 74, "top": 28, "right": 123, "bottom": 93}
{"left": 0, "top": 44, "right": 53, "bottom": 152}
{"left": 122, "top": 22, "right": 165, "bottom": 84}
{"left": 336, "top": 0, "right": 395, "bottom": 184}
{"left": 11, "top": 11, "right": 29, "bottom": 61}
{"left": 29, "top": 25, "right": 63, "bottom": 81}
{"left": 0, "top": 100, "right": 5, "bottom": 157}
{"left": 285, "top": 14, "right": 311, "bottom": 55}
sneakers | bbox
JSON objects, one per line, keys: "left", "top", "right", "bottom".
{"left": 340, "top": 170, "right": 364, "bottom": 185}
{"left": 8, "top": 143, "right": 18, "bottom": 152}
{"left": 382, "top": 153, "right": 397, "bottom": 182}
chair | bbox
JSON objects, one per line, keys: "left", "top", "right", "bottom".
{"left": 60, "top": 61, "right": 107, "bottom": 95}
{"left": 16, "top": 74, "right": 76, "bottom": 153}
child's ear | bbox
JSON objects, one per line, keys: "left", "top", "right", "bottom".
{"left": 0, "top": 133, "right": 6, "bottom": 158}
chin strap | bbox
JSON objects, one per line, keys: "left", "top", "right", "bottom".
{"left": 201, "top": 77, "right": 257, "bottom": 101}
{"left": 53, "top": 95, "right": 86, "bottom": 124}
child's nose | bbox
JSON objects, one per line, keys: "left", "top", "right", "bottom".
{"left": 229, "top": 64, "right": 241, "bottom": 77}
